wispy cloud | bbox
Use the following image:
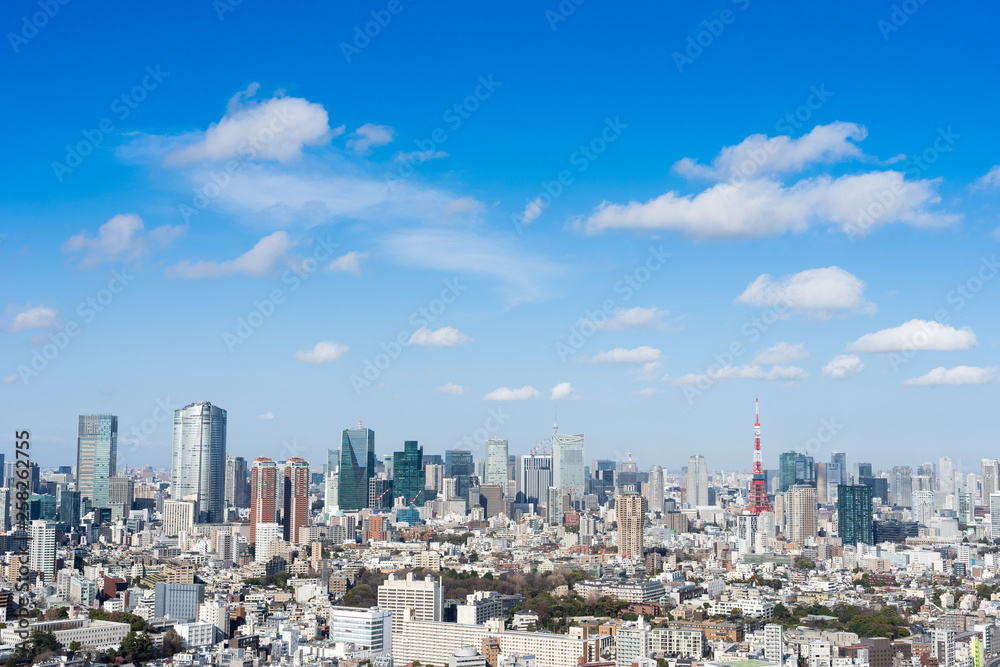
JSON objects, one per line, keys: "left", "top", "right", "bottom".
{"left": 63, "top": 214, "right": 186, "bottom": 268}
{"left": 822, "top": 354, "right": 865, "bottom": 379}
{"left": 904, "top": 365, "right": 997, "bottom": 386}
{"left": 166, "top": 231, "right": 293, "bottom": 278}
{"left": 439, "top": 382, "right": 465, "bottom": 395}
{"left": 753, "top": 342, "right": 808, "bottom": 365}
{"left": 7, "top": 306, "right": 59, "bottom": 332}
{"left": 591, "top": 346, "right": 661, "bottom": 364}
{"left": 408, "top": 326, "right": 472, "bottom": 347}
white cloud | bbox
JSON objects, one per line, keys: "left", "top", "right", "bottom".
{"left": 521, "top": 198, "right": 545, "bottom": 226}
{"left": 166, "top": 231, "right": 293, "bottom": 278}
{"left": 347, "top": 123, "right": 395, "bottom": 153}
{"left": 973, "top": 165, "right": 1000, "bottom": 191}
{"left": 674, "top": 122, "right": 868, "bottom": 181}
{"left": 326, "top": 251, "right": 368, "bottom": 275}
{"left": 292, "top": 340, "right": 349, "bottom": 364}
{"left": 382, "top": 228, "right": 561, "bottom": 305}
{"left": 550, "top": 382, "right": 578, "bottom": 400}
{"left": 822, "top": 354, "right": 865, "bottom": 379}
{"left": 2, "top": 374, "right": 18, "bottom": 384}
{"left": 483, "top": 385, "right": 539, "bottom": 401}
{"left": 591, "top": 346, "right": 662, "bottom": 364}
{"left": 904, "top": 365, "right": 998, "bottom": 386}
{"left": 439, "top": 382, "right": 465, "bottom": 395}
{"left": 753, "top": 342, "right": 809, "bottom": 365}
{"left": 63, "top": 214, "right": 186, "bottom": 268}
{"left": 577, "top": 122, "right": 957, "bottom": 240}
{"left": 578, "top": 306, "right": 668, "bottom": 332}
{"left": 634, "top": 387, "right": 658, "bottom": 397}
{"left": 736, "top": 266, "right": 873, "bottom": 317}
{"left": 166, "top": 87, "right": 334, "bottom": 165}
{"left": 668, "top": 364, "right": 806, "bottom": 386}
{"left": 408, "top": 326, "right": 472, "bottom": 347}
{"left": 395, "top": 149, "right": 448, "bottom": 163}
{"left": 7, "top": 306, "right": 59, "bottom": 332}
{"left": 256, "top": 412, "right": 275, "bottom": 420}
{"left": 847, "top": 319, "right": 977, "bottom": 352}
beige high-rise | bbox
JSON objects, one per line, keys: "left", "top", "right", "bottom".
{"left": 616, "top": 491, "right": 647, "bottom": 560}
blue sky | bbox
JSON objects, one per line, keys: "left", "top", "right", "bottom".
{"left": 2, "top": 0, "right": 999, "bottom": 474}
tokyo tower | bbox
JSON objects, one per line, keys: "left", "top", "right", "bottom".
{"left": 746, "top": 396, "right": 773, "bottom": 515}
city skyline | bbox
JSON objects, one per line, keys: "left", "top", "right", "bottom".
{"left": 3, "top": 4, "right": 999, "bottom": 471}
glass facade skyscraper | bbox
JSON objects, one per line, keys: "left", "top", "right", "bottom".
{"left": 837, "top": 483, "right": 873, "bottom": 545}
{"left": 76, "top": 414, "right": 118, "bottom": 509}
{"left": 338, "top": 427, "right": 375, "bottom": 511}
{"left": 393, "top": 440, "right": 424, "bottom": 506}
{"left": 484, "top": 439, "right": 509, "bottom": 489}
{"left": 445, "top": 449, "right": 474, "bottom": 499}
{"left": 170, "top": 402, "right": 227, "bottom": 524}
{"left": 553, "top": 432, "right": 585, "bottom": 496}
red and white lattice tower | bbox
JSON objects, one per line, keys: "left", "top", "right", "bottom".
{"left": 746, "top": 396, "right": 773, "bottom": 515}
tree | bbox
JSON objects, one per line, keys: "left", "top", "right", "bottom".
{"left": 120, "top": 630, "right": 153, "bottom": 662}
{"left": 43, "top": 608, "right": 68, "bottom": 621}
{"left": 68, "top": 641, "right": 81, "bottom": 652}
{"left": 29, "top": 631, "right": 60, "bottom": 657}
{"left": 161, "top": 627, "right": 183, "bottom": 657}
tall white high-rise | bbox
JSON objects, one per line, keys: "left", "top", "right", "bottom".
{"left": 686, "top": 455, "right": 709, "bottom": 507}
{"left": 647, "top": 465, "right": 665, "bottom": 514}
{"left": 939, "top": 456, "right": 955, "bottom": 496}
{"left": 378, "top": 572, "right": 443, "bottom": 622}
{"left": 484, "top": 439, "right": 509, "bottom": 489}
{"left": 764, "top": 624, "right": 783, "bottom": 664}
{"left": 518, "top": 454, "right": 552, "bottom": 505}
{"left": 553, "top": 431, "right": 585, "bottom": 496}
{"left": 786, "top": 485, "right": 817, "bottom": 544}
{"left": 990, "top": 493, "right": 1000, "bottom": 539}
{"left": 30, "top": 520, "right": 56, "bottom": 582}
{"left": 982, "top": 459, "right": 999, "bottom": 501}
{"left": 171, "top": 402, "right": 227, "bottom": 523}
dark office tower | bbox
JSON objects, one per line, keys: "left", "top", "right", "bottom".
{"left": 283, "top": 459, "right": 309, "bottom": 544}
{"left": 855, "top": 462, "right": 873, "bottom": 484}
{"left": 327, "top": 448, "right": 340, "bottom": 475}
{"left": 518, "top": 454, "right": 553, "bottom": 505}
{"left": 225, "top": 456, "right": 250, "bottom": 509}
{"left": 423, "top": 454, "right": 444, "bottom": 468}
{"left": 171, "top": 402, "right": 227, "bottom": 524}
{"left": 838, "top": 484, "right": 874, "bottom": 545}
{"left": 831, "top": 452, "right": 847, "bottom": 485}
{"left": 891, "top": 466, "right": 913, "bottom": 508}
{"left": 393, "top": 441, "right": 424, "bottom": 506}
{"left": 338, "top": 426, "right": 375, "bottom": 511}
{"left": 77, "top": 414, "right": 118, "bottom": 508}
{"left": 445, "top": 450, "right": 474, "bottom": 500}
{"left": 815, "top": 463, "right": 828, "bottom": 506}
{"left": 58, "top": 489, "right": 81, "bottom": 528}
{"left": 369, "top": 477, "right": 393, "bottom": 511}
{"left": 779, "top": 452, "right": 797, "bottom": 492}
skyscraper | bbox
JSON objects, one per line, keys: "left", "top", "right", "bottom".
{"left": 686, "top": 455, "right": 708, "bottom": 507}
{"left": 786, "top": 484, "right": 817, "bottom": 544}
{"left": 830, "top": 452, "right": 847, "bottom": 485}
{"left": 484, "top": 439, "right": 509, "bottom": 489}
{"left": 393, "top": 441, "right": 424, "bottom": 506}
{"left": 982, "top": 459, "right": 999, "bottom": 501}
{"left": 284, "top": 458, "right": 309, "bottom": 543}
{"left": 518, "top": 454, "right": 552, "bottom": 505}
{"left": 225, "top": 456, "right": 250, "bottom": 509}
{"left": 837, "top": 484, "right": 873, "bottom": 545}
{"left": 171, "top": 402, "right": 227, "bottom": 523}
{"left": 339, "top": 426, "right": 375, "bottom": 511}
{"left": 616, "top": 489, "right": 647, "bottom": 560}
{"left": 938, "top": 456, "right": 955, "bottom": 495}
{"left": 30, "top": 520, "right": 56, "bottom": 582}
{"left": 553, "top": 431, "right": 585, "bottom": 496}
{"left": 250, "top": 458, "right": 278, "bottom": 544}
{"left": 891, "top": 466, "right": 913, "bottom": 508}
{"left": 647, "top": 465, "right": 664, "bottom": 515}
{"left": 779, "top": 452, "right": 797, "bottom": 493}
{"left": 445, "top": 450, "right": 474, "bottom": 499}
{"left": 76, "top": 414, "right": 118, "bottom": 509}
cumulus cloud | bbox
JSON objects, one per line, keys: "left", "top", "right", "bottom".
{"left": 667, "top": 365, "right": 806, "bottom": 386}
{"left": 521, "top": 198, "right": 545, "bottom": 226}
{"left": 408, "top": 326, "right": 472, "bottom": 347}
{"left": 166, "top": 231, "right": 293, "bottom": 278}
{"left": 736, "top": 266, "right": 873, "bottom": 317}
{"left": 904, "top": 365, "right": 997, "bottom": 386}
{"left": 973, "top": 165, "right": 1000, "bottom": 191}
{"left": 847, "top": 319, "right": 977, "bottom": 352}
{"left": 822, "top": 354, "right": 865, "bottom": 379}
{"left": 439, "top": 382, "right": 465, "bottom": 395}
{"left": 292, "top": 340, "right": 349, "bottom": 364}
{"left": 256, "top": 412, "right": 275, "bottom": 420}
{"left": 347, "top": 123, "right": 395, "bottom": 153}
{"left": 753, "top": 342, "right": 809, "bottom": 365}
{"left": 591, "top": 346, "right": 662, "bottom": 364}
{"left": 166, "top": 86, "right": 335, "bottom": 165}
{"left": 576, "top": 123, "right": 957, "bottom": 240}
{"left": 674, "top": 122, "right": 868, "bottom": 181}
{"left": 63, "top": 214, "right": 186, "bottom": 268}
{"left": 483, "top": 385, "right": 539, "bottom": 401}
{"left": 578, "top": 306, "right": 668, "bottom": 332}
{"left": 550, "top": 382, "right": 578, "bottom": 400}
{"left": 326, "top": 251, "right": 368, "bottom": 275}
{"left": 7, "top": 306, "right": 59, "bottom": 332}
